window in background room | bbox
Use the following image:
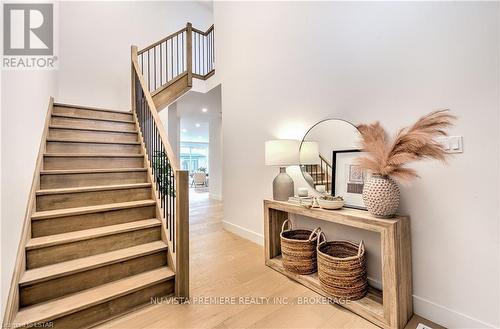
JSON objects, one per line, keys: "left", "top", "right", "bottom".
{"left": 180, "top": 141, "right": 209, "bottom": 174}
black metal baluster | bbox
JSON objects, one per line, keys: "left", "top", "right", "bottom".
{"left": 168, "top": 156, "right": 172, "bottom": 236}
{"left": 141, "top": 93, "right": 145, "bottom": 150}
{"left": 170, "top": 38, "right": 174, "bottom": 80}
{"left": 156, "top": 131, "right": 160, "bottom": 199}
{"left": 166, "top": 157, "right": 170, "bottom": 226}
{"left": 176, "top": 35, "right": 179, "bottom": 77}
{"left": 181, "top": 32, "right": 186, "bottom": 72}
{"left": 166, "top": 156, "right": 169, "bottom": 230}
{"left": 152, "top": 122, "right": 155, "bottom": 191}
{"left": 147, "top": 50, "right": 150, "bottom": 91}
{"left": 167, "top": 38, "right": 170, "bottom": 80}
{"left": 144, "top": 104, "right": 148, "bottom": 161}
{"left": 146, "top": 110, "right": 150, "bottom": 163}
{"left": 202, "top": 33, "right": 205, "bottom": 75}
{"left": 162, "top": 145, "right": 167, "bottom": 221}
{"left": 172, "top": 165, "right": 175, "bottom": 245}
{"left": 172, "top": 170, "right": 175, "bottom": 252}
{"left": 197, "top": 33, "right": 200, "bottom": 74}
{"left": 143, "top": 98, "right": 146, "bottom": 150}
{"left": 154, "top": 46, "right": 157, "bottom": 91}
{"left": 160, "top": 43, "right": 163, "bottom": 86}
{"left": 155, "top": 129, "right": 159, "bottom": 198}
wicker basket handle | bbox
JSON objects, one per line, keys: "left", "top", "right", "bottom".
{"left": 316, "top": 231, "right": 326, "bottom": 247}
{"left": 308, "top": 227, "right": 321, "bottom": 241}
{"left": 281, "top": 219, "right": 292, "bottom": 234}
{"left": 358, "top": 240, "right": 365, "bottom": 256}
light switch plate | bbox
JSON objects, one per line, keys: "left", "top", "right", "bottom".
{"left": 436, "top": 136, "right": 463, "bottom": 153}
{"left": 416, "top": 323, "right": 433, "bottom": 329}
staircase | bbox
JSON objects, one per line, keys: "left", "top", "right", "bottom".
{"left": 8, "top": 102, "right": 174, "bottom": 328}
{"left": 3, "top": 22, "right": 213, "bottom": 328}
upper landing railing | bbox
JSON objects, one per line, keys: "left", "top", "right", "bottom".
{"left": 137, "top": 23, "right": 215, "bottom": 96}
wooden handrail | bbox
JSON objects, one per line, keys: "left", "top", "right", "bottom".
{"left": 137, "top": 24, "right": 213, "bottom": 55}
{"left": 131, "top": 45, "right": 179, "bottom": 172}
{"left": 138, "top": 27, "right": 187, "bottom": 55}
{"left": 132, "top": 43, "right": 190, "bottom": 299}
{"left": 319, "top": 153, "right": 332, "bottom": 168}
{"left": 192, "top": 24, "right": 214, "bottom": 36}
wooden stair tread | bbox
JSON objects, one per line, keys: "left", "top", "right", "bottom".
{"left": 20, "top": 241, "right": 168, "bottom": 286}
{"left": 44, "top": 153, "right": 144, "bottom": 158}
{"left": 51, "top": 113, "right": 135, "bottom": 124}
{"left": 31, "top": 200, "right": 156, "bottom": 220}
{"left": 40, "top": 168, "right": 147, "bottom": 175}
{"left": 36, "top": 182, "right": 151, "bottom": 195}
{"left": 46, "top": 138, "right": 141, "bottom": 145}
{"left": 13, "top": 267, "right": 174, "bottom": 326}
{"left": 26, "top": 219, "right": 160, "bottom": 250}
{"left": 49, "top": 125, "right": 138, "bottom": 134}
{"left": 54, "top": 103, "right": 131, "bottom": 115}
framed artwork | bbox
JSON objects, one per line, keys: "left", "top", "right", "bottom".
{"left": 331, "top": 150, "right": 370, "bottom": 210}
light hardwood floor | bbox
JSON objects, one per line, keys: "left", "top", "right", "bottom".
{"left": 97, "top": 190, "right": 443, "bottom": 329}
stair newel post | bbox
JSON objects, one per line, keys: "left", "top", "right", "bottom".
{"left": 131, "top": 45, "right": 139, "bottom": 114}
{"left": 186, "top": 22, "right": 193, "bottom": 87}
{"left": 175, "top": 169, "right": 189, "bottom": 300}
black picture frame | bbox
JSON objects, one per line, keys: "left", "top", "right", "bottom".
{"left": 331, "top": 149, "right": 366, "bottom": 210}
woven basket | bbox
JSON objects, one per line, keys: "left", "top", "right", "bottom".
{"left": 317, "top": 239, "right": 368, "bottom": 300}
{"left": 280, "top": 219, "right": 321, "bottom": 275}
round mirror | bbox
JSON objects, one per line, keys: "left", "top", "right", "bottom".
{"left": 300, "top": 119, "right": 366, "bottom": 209}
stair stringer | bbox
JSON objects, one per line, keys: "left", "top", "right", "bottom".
{"left": 2, "top": 97, "right": 54, "bottom": 327}
{"left": 152, "top": 73, "right": 192, "bottom": 112}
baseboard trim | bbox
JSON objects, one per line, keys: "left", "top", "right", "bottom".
{"left": 222, "top": 221, "right": 264, "bottom": 246}
{"left": 367, "top": 277, "right": 382, "bottom": 291}
{"left": 413, "top": 295, "right": 497, "bottom": 328}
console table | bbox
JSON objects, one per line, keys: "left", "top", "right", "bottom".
{"left": 263, "top": 199, "right": 412, "bottom": 329}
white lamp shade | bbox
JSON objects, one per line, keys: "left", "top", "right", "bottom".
{"left": 265, "top": 140, "right": 300, "bottom": 166}
{"left": 300, "top": 141, "right": 320, "bottom": 165}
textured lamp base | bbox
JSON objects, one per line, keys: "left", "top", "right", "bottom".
{"left": 273, "top": 167, "right": 294, "bottom": 201}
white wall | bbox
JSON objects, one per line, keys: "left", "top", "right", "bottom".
{"left": 208, "top": 89, "right": 222, "bottom": 200}
{"left": 160, "top": 102, "right": 180, "bottom": 161}
{"left": 1, "top": 71, "right": 57, "bottom": 316}
{"left": 214, "top": 2, "right": 499, "bottom": 328}
{"left": 57, "top": 1, "right": 213, "bottom": 110}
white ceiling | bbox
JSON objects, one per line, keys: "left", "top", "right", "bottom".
{"left": 181, "top": 120, "right": 209, "bottom": 143}
{"left": 176, "top": 85, "right": 221, "bottom": 143}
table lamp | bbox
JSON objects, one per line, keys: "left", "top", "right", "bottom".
{"left": 299, "top": 141, "right": 320, "bottom": 187}
{"left": 265, "top": 140, "right": 300, "bottom": 201}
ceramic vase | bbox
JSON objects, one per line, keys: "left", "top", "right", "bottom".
{"left": 362, "top": 175, "right": 400, "bottom": 218}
